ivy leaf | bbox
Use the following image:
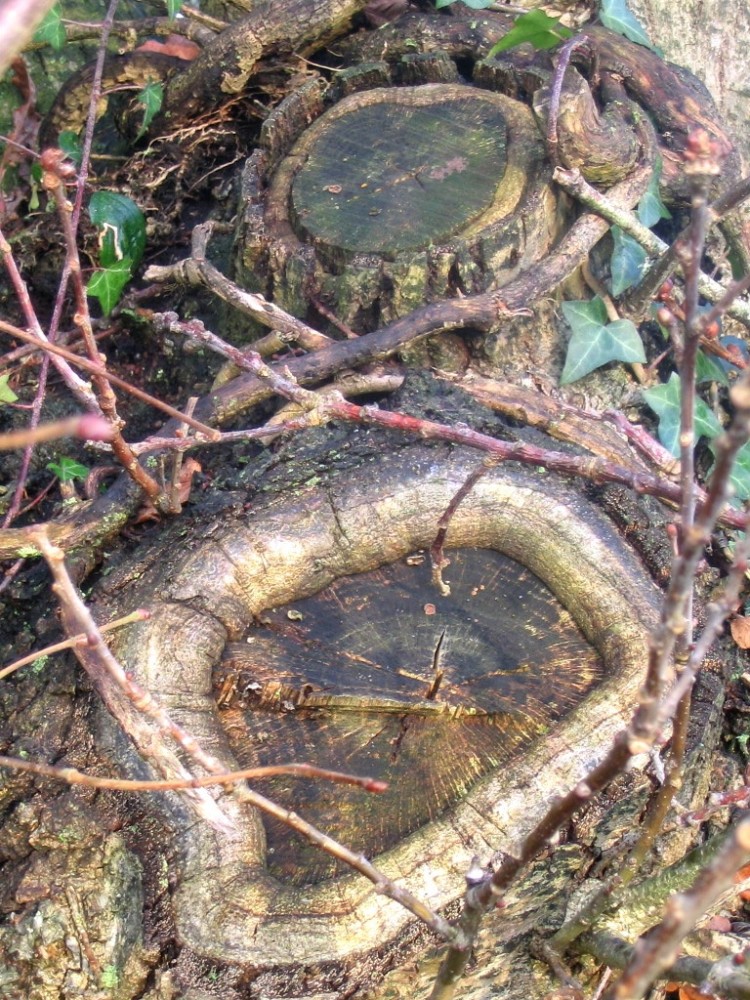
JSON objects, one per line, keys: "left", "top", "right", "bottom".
{"left": 560, "top": 297, "right": 645, "bottom": 384}
{"left": 696, "top": 349, "right": 728, "bottom": 386}
{"left": 0, "top": 371, "right": 18, "bottom": 404}
{"left": 599, "top": 0, "right": 654, "bottom": 50}
{"left": 86, "top": 259, "right": 133, "bottom": 316}
{"left": 136, "top": 81, "right": 163, "bottom": 139}
{"left": 167, "top": 0, "right": 184, "bottom": 16}
{"left": 47, "top": 456, "right": 89, "bottom": 483}
{"left": 489, "top": 10, "right": 573, "bottom": 56}
{"left": 58, "top": 131, "right": 82, "bottom": 168}
{"left": 642, "top": 373, "right": 722, "bottom": 456}
{"left": 88, "top": 192, "right": 146, "bottom": 269}
{"left": 33, "top": 5, "right": 66, "bottom": 50}
{"left": 610, "top": 226, "right": 648, "bottom": 296}
{"left": 719, "top": 441, "right": 750, "bottom": 502}
{"left": 637, "top": 159, "right": 671, "bottom": 228}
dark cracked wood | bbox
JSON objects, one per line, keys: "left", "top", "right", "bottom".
{"left": 214, "top": 548, "right": 601, "bottom": 883}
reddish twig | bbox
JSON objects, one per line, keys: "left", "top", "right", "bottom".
{"left": 40, "top": 149, "right": 168, "bottom": 508}
{"left": 430, "top": 459, "right": 496, "bottom": 595}
{"left": 603, "top": 409, "right": 679, "bottom": 476}
{"left": 2, "top": 0, "right": 123, "bottom": 529}
{"left": 427, "top": 358, "right": 750, "bottom": 998}
{"left": 0, "top": 413, "right": 113, "bottom": 451}
{"left": 326, "top": 397, "right": 748, "bottom": 531}
{"left": 0, "top": 755, "right": 387, "bottom": 795}
{"left": 145, "top": 315, "right": 750, "bottom": 533}
{"left": 0, "top": 317, "right": 219, "bottom": 438}
{"left": 28, "top": 528, "right": 456, "bottom": 940}
{"left": 31, "top": 526, "right": 237, "bottom": 834}
{"left": 545, "top": 34, "right": 594, "bottom": 166}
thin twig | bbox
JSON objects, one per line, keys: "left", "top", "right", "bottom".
{"left": 0, "top": 608, "right": 148, "bottom": 682}
{"left": 231, "top": 779, "right": 459, "bottom": 943}
{"left": 326, "top": 397, "right": 749, "bottom": 531}
{"left": 41, "top": 149, "right": 168, "bottom": 508}
{"left": 426, "top": 355, "right": 750, "bottom": 997}
{"left": 430, "top": 459, "right": 496, "bottom": 596}
{"left": 601, "top": 818, "right": 750, "bottom": 1000}
{"left": 579, "top": 930, "right": 750, "bottom": 1000}
{"left": 0, "top": 316, "right": 219, "bottom": 439}
{"left": 553, "top": 166, "right": 750, "bottom": 328}
{"left": 29, "top": 528, "right": 457, "bottom": 941}
{"left": 545, "top": 34, "right": 594, "bottom": 166}
{"left": 0, "top": 226, "right": 96, "bottom": 404}
{"left": 0, "top": 755, "right": 387, "bottom": 795}
{"left": 31, "top": 526, "right": 237, "bottom": 834}
{"left": 0, "top": 414, "right": 113, "bottom": 451}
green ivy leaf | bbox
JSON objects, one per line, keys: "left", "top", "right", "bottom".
{"left": 642, "top": 373, "right": 722, "bottom": 456}
{"left": 58, "top": 131, "right": 82, "bottom": 168}
{"left": 600, "top": 0, "right": 654, "bottom": 50}
{"left": 33, "top": 5, "right": 66, "bottom": 50}
{"left": 86, "top": 259, "right": 133, "bottom": 315}
{"left": 610, "top": 226, "right": 648, "bottom": 296}
{"left": 136, "top": 81, "right": 163, "bottom": 139}
{"left": 488, "top": 10, "right": 573, "bottom": 55}
{"left": 0, "top": 372, "right": 18, "bottom": 404}
{"left": 696, "top": 349, "right": 728, "bottom": 386}
{"left": 167, "top": 0, "right": 184, "bottom": 17}
{"left": 47, "top": 456, "right": 89, "bottom": 483}
{"left": 88, "top": 192, "right": 145, "bottom": 269}
{"left": 637, "top": 159, "right": 671, "bottom": 228}
{"left": 719, "top": 441, "right": 750, "bottom": 502}
{"left": 560, "top": 297, "right": 645, "bottom": 384}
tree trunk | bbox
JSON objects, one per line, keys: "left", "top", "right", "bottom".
{"left": 629, "top": 0, "right": 750, "bottom": 169}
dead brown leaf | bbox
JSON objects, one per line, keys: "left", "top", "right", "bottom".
{"left": 136, "top": 35, "right": 201, "bottom": 61}
{"left": 730, "top": 615, "right": 750, "bottom": 649}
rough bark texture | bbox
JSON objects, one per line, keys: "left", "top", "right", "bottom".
{"left": 157, "top": 0, "right": 369, "bottom": 125}
{"left": 628, "top": 0, "right": 750, "bottom": 171}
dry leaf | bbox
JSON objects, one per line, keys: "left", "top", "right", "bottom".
{"left": 134, "top": 457, "right": 202, "bottom": 524}
{"left": 136, "top": 35, "right": 200, "bottom": 61}
{"left": 664, "top": 984, "right": 718, "bottom": 1000}
{"left": 730, "top": 615, "right": 750, "bottom": 649}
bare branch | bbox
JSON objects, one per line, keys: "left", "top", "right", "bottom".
{"left": 31, "top": 527, "right": 237, "bottom": 834}
{"left": 601, "top": 819, "right": 750, "bottom": 1000}
{"left": 0, "top": 414, "right": 113, "bottom": 451}
{"left": 0, "top": 755, "right": 388, "bottom": 795}
{"left": 0, "top": 316, "right": 219, "bottom": 439}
